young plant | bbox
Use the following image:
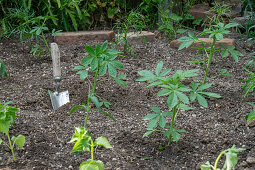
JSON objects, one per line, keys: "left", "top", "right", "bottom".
{"left": 68, "top": 127, "right": 112, "bottom": 170}
{"left": 71, "top": 40, "right": 127, "bottom": 128}
{"left": 137, "top": 61, "right": 220, "bottom": 146}
{"left": 0, "top": 59, "right": 8, "bottom": 78}
{"left": 200, "top": 145, "right": 245, "bottom": 170}
{"left": 28, "top": 16, "right": 62, "bottom": 58}
{"left": 113, "top": 9, "right": 146, "bottom": 53}
{"left": 0, "top": 102, "right": 25, "bottom": 161}
{"left": 178, "top": 22, "right": 243, "bottom": 84}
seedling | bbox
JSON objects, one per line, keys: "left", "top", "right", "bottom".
{"left": 200, "top": 145, "right": 245, "bottom": 170}
{"left": 178, "top": 22, "right": 243, "bottom": 84}
{"left": 0, "top": 102, "right": 25, "bottom": 161}
{"left": 69, "top": 127, "right": 112, "bottom": 170}
{"left": 137, "top": 61, "right": 220, "bottom": 146}
{"left": 71, "top": 40, "right": 127, "bottom": 128}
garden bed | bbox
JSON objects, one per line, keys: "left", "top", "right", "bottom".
{"left": 0, "top": 33, "right": 255, "bottom": 169}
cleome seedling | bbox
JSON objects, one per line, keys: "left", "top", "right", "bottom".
{"left": 137, "top": 61, "right": 220, "bottom": 146}
{"left": 0, "top": 102, "right": 25, "bottom": 161}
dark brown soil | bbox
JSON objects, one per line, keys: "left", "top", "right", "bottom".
{"left": 0, "top": 33, "right": 255, "bottom": 170}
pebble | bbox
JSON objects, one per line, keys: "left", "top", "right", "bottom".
{"left": 68, "top": 165, "right": 73, "bottom": 169}
{"left": 246, "top": 156, "right": 255, "bottom": 164}
{"left": 112, "top": 158, "right": 117, "bottom": 161}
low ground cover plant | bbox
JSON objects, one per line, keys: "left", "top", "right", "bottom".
{"left": 178, "top": 22, "right": 243, "bottom": 84}
{"left": 70, "top": 41, "right": 126, "bottom": 168}
{"left": 137, "top": 61, "right": 220, "bottom": 146}
{"left": 0, "top": 102, "right": 25, "bottom": 161}
{"left": 200, "top": 145, "right": 245, "bottom": 170}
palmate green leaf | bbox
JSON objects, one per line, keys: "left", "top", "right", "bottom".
{"left": 80, "top": 159, "right": 104, "bottom": 170}
{"left": 110, "top": 61, "right": 124, "bottom": 69}
{"left": 143, "top": 131, "right": 154, "bottom": 138}
{"left": 197, "top": 94, "right": 208, "bottom": 108}
{"left": 167, "top": 92, "right": 178, "bottom": 109}
{"left": 136, "top": 70, "right": 155, "bottom": 81}
{"left": 101, "top": 41, "right": 108, "bottom": 51}
{"left": 155, "top": 61, "right": 163, "bottom": 76}
{"left": 95, "top": 136, "right": 112, "bottom": 149}
{"left": 11, "top": 135, "right": 25, "bottom": 149}
{"left": 150, "top": 106, "right": 161, "bottom": 113}
{"left": 115, "top": 79, "right": 127, "bottom": 87}
{"left": 159, "top": 116, "right": 166, "bottom": 128}
{"left": 182, "top": 69, "right": 200, "bottom": 78}
{"left": 85, "top": 45, "right": 95, "bottom": 56}
{"left": 143, "top": 114, "right": 159, "bottom": 120}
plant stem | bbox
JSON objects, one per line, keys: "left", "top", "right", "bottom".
{"left": 214, "top": 151, "right": 225, "bottom": 170}
{"left": 41, "top": 31, "right": 51, "bottom": 58}
{"left": 168, "top": 104, "right": 179, "bottom": 146}
{"left": 202, "top": 37, "right": 217, "bottom": 84}
{"left": 91, "top": 140, "right": 94, "bottom": 161}
{"left": 7, "top": 133, "right": 15, "bottom": 161}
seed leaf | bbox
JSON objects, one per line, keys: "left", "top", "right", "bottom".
{"left": 95, "top": 136, "right": 112, "bottom": 149}
{"left": 80, "top": 160, "right": 104, "bottom": 170}
{"left": 11, "top": 135, "right": 25, "bottom": 149}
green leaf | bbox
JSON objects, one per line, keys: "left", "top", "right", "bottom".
{"left": 95, "top": 109, "right": 116, "bottom": 122}
{"left": 197, "top": 94, "right": 208, "bottom": 108}
{"left": 108, "top": 63, "right": 117, "bottom": 78}
{"left": 78, "top": 70, "right": 88, "bottom": 80}
{"left": 167, "top": 92, "right": 178, "bottom": 109}
{"left": 99, "top": 62, "right": 107, "bottom": 76}
{"left": 107, "top": 7, "right": 118, "bottom": 19}
{"left": 143, "top": 114, "right": 159, "bottom": 120}
{"left": 159, "top": 116, "right": 166, "bottom": 128}
{"left": 169, "top": 13, "right": 182, "bottom": 21}
{"left": 12, "top": 135, "right": 25, "bottom": 148}
{"left": 163, "top": 111, "right": 172, "bottom": 116}
{"left": 143, "top": 131, "right": 153, "bottom": 138}
{"left": 179, "top": 104, "right": 193, "bottom": 110}
{"left": 215, "top": 33, "right": 223, "bottom": 41}
{"left": 176, "top": 91, "right": 189, "bottom": 104}
{"left": 172, "top": 131, "right": 180, "bottom": 142}
{"left": 74, "top": 66, "right": 86, "bottom": 70}
{"left": 189, "top": 92, "right": 197, "bottom": 101}
{"left": 157, "top": 89, "right": 170, "bottom": 96}
{"left": 110, "top": 61, "right": 124, "bottom": 69}
{"left": 0, "top": 120, "right": 10, "bottom": 134}
{"left": 200, "top": 161, "right": 211, "bottom": 170}
{"left": 150, "top": 106, "right": 161, "bottom": 113}
{"left": 147, "top": 116, "right": 159, "bottom": 130}
{"left": 91, "top": 96, "right": 100, "bottom": 109}
{"left": 101, "top": 41, "right": 108, "bottom": 51}
{"left": 178, "top": 41, "right": 193, "bottom": 50}
{"left": 197, "top": 84, "right": 212, "bottom": 91}
{"left": 246, "top": 110, "right": 255, "bottom": 123}
{"left": 176, "top": 29, "right": 187, "bottom": 34}
{"left": 70, "top": 105, "right": 86, "bottom": 114}
{"left": 199, "top": 92, "right": 221, "bottom": 98}
{"left": 0, "top": 138, "right": 2, "bottom": 145}
{"left": 95, "top": 136, "right": 112, "bottom": 149}
{"left": 79, "top": 159, "right": 104, "bottom": 170}
{"left": 155, "top": 61, "right": 163, "bottom": 76}
{"left": 85, "top": 46, "right": 95, "bottom": 55}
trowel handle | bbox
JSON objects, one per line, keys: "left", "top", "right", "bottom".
{"left": 51, "top": 43, "right": 61, "bottom": 78}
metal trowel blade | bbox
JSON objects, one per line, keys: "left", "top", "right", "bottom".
{"left": 49, "top": 90, "right": 70, "bottom": 110}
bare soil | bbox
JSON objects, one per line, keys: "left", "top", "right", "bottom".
{"left": 0, "top": 33, "right": 255, "bottom": 170}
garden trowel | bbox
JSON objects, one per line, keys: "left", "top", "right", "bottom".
{"left": 49, "top": 43, "right": 70, "bottom": 110}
